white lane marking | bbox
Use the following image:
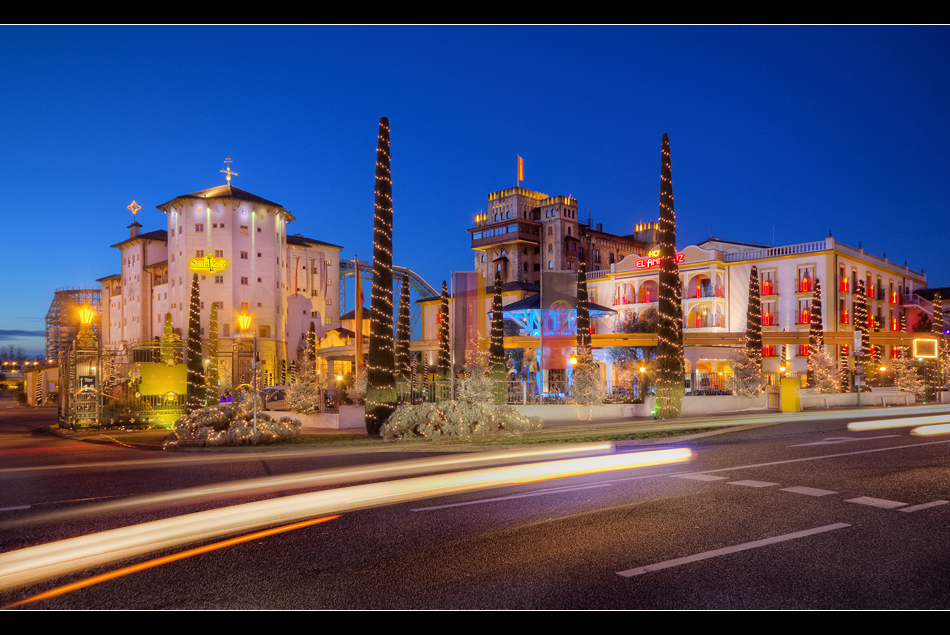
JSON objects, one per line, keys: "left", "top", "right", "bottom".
{"left": 780, "top": 486, "right": 837, "bottom": 496}
{"left": 845, "top": 496, "right": 907, "bottom": 509}
{"left": 898, "top": 500, "right": 949, "bottom": 513}
{"left": 673, "top": 474, "right": 728, "bottom": 481}
{"left": 668, "top": 438, "right": 950, "bottom": 479}
{"left": 410, "top": 483, "right": 613, "bottom": 511}
{"left": 728, "top": 480, "right": 778, "bottom": 488}
{"left": 617, "top": 523, "right": 851, "bottom": 577}
{"left": 791, "top": 435, "right": 899, "bottom": 447}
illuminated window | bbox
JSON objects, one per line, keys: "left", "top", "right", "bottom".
{"left": 240, "top": 225, "right": 248, "bottom": 234}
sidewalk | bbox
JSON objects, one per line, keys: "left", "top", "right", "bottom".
{"left": 29, "top": 401, "right": 950, "bottom": 452}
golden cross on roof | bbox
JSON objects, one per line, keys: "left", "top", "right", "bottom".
{"left": 221, "top": 157, "right": 238, "bottom": 183}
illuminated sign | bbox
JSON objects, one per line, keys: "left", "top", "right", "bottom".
{"left": 635, "top": 249, "right": 686, "bottom": 269}
{"left": 189, "top": 255, "right": 230, "bottom": 273}
{"left": 913, "top": 338, "right": 938, "bottom": 359}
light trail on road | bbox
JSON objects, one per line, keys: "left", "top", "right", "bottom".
{"left": 2, "top": 515, "right": 341, "bottom": 609}
{"left": 0, "top": 447, "right": 693, "bottom": 594}
{"left": 0, "top": 443, "right": 619, "bottom": 529}
{"left": 848, "top": 414, "right": 950, "bottom": 431}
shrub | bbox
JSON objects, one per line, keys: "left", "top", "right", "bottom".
{"left": 285, "top": 382, "right": 322, "bottom": 414}
{"left": 165, "top": 403, "right": 301, "bottom": 448}
{"left": 381, "top": 400, "right": 541, "bottom": 441}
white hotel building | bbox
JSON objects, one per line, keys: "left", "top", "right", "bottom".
{"left": 463, "top": 185, "right": 932, "bottom": 389}
{"left": 99, "top": 184, "right": 342, "bottom": 383}
{"left": 585, "top": 235, "right": 929, "bottom": 386}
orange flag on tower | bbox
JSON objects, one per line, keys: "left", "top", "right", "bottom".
{"left": 517, "top": 155, "right": 524, "bottom": 182}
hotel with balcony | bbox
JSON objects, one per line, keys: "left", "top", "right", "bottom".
{"left": 466, "top": 186, "right": 931, "bottom": 391}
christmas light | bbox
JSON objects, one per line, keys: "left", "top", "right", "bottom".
{"left": 437, "top": 282, "right": 451, "bottom": 379}
{"left": 746, "top": 266, "right": 762, "bottom": 367}
{"left": 489, "top": 271, "right": 506, "bottom": 378}
{"left": 365, "top": 117, "right": 397, "bottom": 436}
{"left": 395, "top": 277, "right": 411, "bottom": 382}
{"left": 655, "top": 133, "right": 684, "bottom": 419}
{"left": 186, "top": 273, "right": 205, "bottom": 411}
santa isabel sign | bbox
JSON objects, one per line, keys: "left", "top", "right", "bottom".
{"left": 636, "top": 249, "right": 685, "bottom": 269}
{"left": 189, "top": 255, "right": 229, "bottom": 273}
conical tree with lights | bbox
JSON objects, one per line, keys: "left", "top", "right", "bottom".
{"left": 655, "top": 133, "right": 684, "bottom": 419}
{"left": 732, "top": 265, "right": 765, "bottom": 397}
{"left": 807, "top": 279, "right": 825, "bottom": 385}
{"left": 854, "top": 281, "right": 870, "bottom": 365}
{"left": 576, "top": 261, "right": 592, "bottom": 352}
{"left": 306, "top": 321, "right": 316, "bottom": 381}
{"left": 206, "top": 302, "right": 219, "bottom": 402}
{"left": 929, "top": 293, "right": 944, "bottom": 395}
{"left": 365, "top": 117, "right": 397, "bottom": 436}
{"left": 161, "top": 313, "right": 175, "bottom": 366}
{"left": 185, "top": 273, "right": 204, "bottom": 412}
{"left": 437, "top": 281, "right": 451, "bottom": 380}
{"left": 746, "top": 266, "right": 763, "bottom": 366}
{"left": 573, "top": 260, "right": 603, "bottom": 406}
{"left": 489, "top": 271, "right": 506, "bottom": 377}
{"left": 395, "top": 277, "right": 411, "bottom": 382}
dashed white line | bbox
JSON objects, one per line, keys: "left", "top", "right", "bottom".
{"left": 791, "top": 435, "right": 899, "bottom": 447}
{"left": 845, "top": 496, "right": 907, "bottom": 509}
{"left": 673, "top": 474, "right": 728, "bottom": 481}
{"left": 617, "top": 523, "right": 851, "bottom": 577}
{"left": 898, "top": 500, "right": 949, "bottom": 513}
{"left": 728, "top": 480, "right": 778, "bottom": 488}
{"left": 780, "top": 486, "right": 837, "bottom": 497}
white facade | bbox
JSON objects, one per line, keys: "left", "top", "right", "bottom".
{"left": 587, "top": 235, "right": 928, "bottom": 383}
{"left": 100, "top": 184, "right": 342, "bottom": 382}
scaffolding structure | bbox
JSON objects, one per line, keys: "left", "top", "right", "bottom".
{"left": 46, "top": 288, "right": 101, "bottom": 364}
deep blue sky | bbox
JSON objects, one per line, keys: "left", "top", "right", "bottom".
{"left": 2, "top": 26, "right": 949, "bottom": 356}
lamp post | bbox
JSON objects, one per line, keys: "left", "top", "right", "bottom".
{"left": 237, "top": 311, "right": 258, "bottom": 434}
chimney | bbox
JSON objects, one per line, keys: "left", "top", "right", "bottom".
{"left": 128, "top": 222, "right": 142, "bottom": 238}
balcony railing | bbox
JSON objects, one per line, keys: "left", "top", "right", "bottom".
{"left": 723, "top": 239, "right": 828, "bottom": 263}
{"left": 685, "top": 287, "right": 722, "bottom": 299}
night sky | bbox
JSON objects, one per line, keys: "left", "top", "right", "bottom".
{"left": 2, "top": 26, "right": 948, "bottom": 357}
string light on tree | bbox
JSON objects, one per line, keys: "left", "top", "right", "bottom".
{"left": 746, "top": 266, "right": 762, "bottom": 367}
{"left": 807, "top": 279, "right": 825, "bottom": 385}
{"left": 185, "top": 273, "right": 205, "bottom": 412}
{"left": 395, "top": 277, "right": 411, "bottom": 382}
{"left": 655, "top": 133, "right": 684, "bottom": 420}
{"left": 437, "top": 281, "right": 451, "bottom": 380}
{"left": 365, "top": 117, "right": 397, "bottom": 436}
{"left": 207, "top": 302, "right": 219, "bottom": 402}
{"left": 489, "top": 271, "right": 505, "bottom": 378}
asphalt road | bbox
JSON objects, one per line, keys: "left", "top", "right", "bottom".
{"left": 2, "top": 401, "right": 950, "bottom": 609}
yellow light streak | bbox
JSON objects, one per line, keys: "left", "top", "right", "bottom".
{"left": 848, "top": 414, "right": 950, "bottom": 431}
{"left": 3, "top": 516, "right": 339, "bottom": 609}
{"left": 0, "top": 446, "right": 690, "bottom": 594}
{"left": 910, "top": 424, "right": 950, "bottom": 437}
